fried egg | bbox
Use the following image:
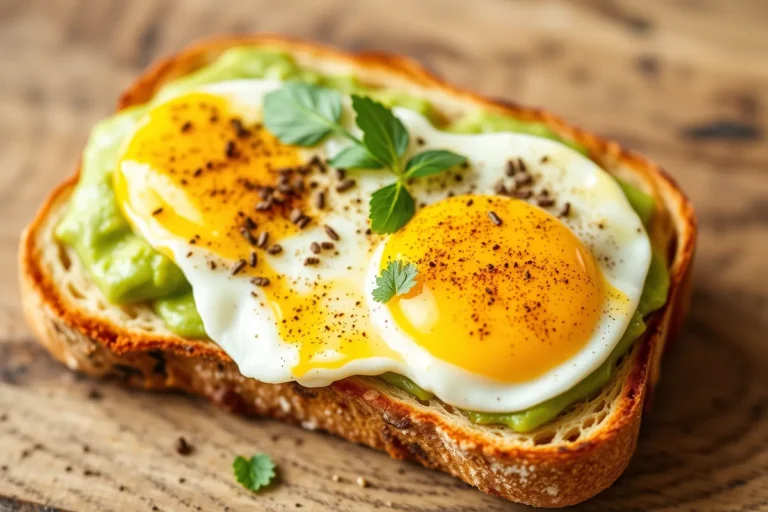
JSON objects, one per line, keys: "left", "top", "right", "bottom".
{"left": 113, "top": 79, "right": 651, "bottom": 412}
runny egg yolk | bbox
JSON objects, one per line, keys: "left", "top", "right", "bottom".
{"left": 267, "top": 278, "right": 402, "bottom": 377}
{"left": 381, "top": 195, "right": 614, "bottom": 383}
{"left": 114, "top": 92, "right": 400, "bottom": 376}
{"left": 114, "top": 92, "right": 303, "bottom": 261}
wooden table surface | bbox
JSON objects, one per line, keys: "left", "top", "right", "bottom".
{"left": 1, "top": 0, "right": 767, "bottom": 510}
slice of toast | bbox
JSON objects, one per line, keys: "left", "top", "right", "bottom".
{"left": 18, "top": 35, "right": 696, "bottom": 507}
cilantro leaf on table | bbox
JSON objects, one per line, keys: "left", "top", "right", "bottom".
{"left": 233, "top": 453, "right": 276, "bottom": 492}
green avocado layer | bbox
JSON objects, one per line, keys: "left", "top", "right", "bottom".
{"left": 56, "top": 47, "right": 669, "bottom": 431}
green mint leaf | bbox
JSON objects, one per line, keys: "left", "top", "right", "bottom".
{"left": 372, "top": 260, "right": 419, "bottom": 303}
{"left": 328, "top": 144, "right": 384, "bottom": 170}
{"left": 263, "top": 82, "right": 342, "bottom": 146}
{"left": 369, "top": 182, "right": 415, "bottom": 234}
{"left": 233, "top": 453, "right": 276, "bottom": 492}
{"left": 351, "top": 95, "right": 409, "bottom": 170}
{"left": 404, "top": 150, "right": 467, "bottom": 179}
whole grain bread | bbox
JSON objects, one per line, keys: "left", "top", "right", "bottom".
{"left": 18, "top": 35, "right": 696, "bottom": 507}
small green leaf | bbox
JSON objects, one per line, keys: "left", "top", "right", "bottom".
{"left": 328, "top": 144, "right": 384, "bottom": 170}
{"left": 404, "top": 150, "right": 467, "bottom": 179}
{"left": 369, "top": 182, "right": 415, "bottom": 234}
{"left": 233, "top": 453, "right": 276, "bottom": 492}
{"left": 372, "top": 260, "right": 419, "bottom": 303}
{"left": 263, "top": 82, "right": 342, "bottom": 146}
{"left": 351, "top": 95, "right": 409, "bottom": 170}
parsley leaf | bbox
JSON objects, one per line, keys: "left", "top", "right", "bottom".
{"left": 351, "top": 95, "right": 409, "bottom": 170}
{"left": 233, "top": 453, "right": 276, "bottom": 492}
{"left": 369, "top": 182, "right": 415, "bottom": 234}
{"left": 404, "top": 149, "right": 467, "bottom": 179}
{"left": 263, "top": 82, "right": 343, "bottom": 145}
{"left": 328, "top": 144, "right": 384, "bottom": 170}
{"left": 372, "top": 260, "right": 419, "bottom": 303}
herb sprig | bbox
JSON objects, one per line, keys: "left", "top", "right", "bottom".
{"left": 372, "top": 260, "right": 419, "bottom": 303}
{"left": 264, "top": 83, "right": 467, "bottom": 233}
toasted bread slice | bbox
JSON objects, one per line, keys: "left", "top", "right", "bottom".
{"left": 19, "top": 35, "right": 696, "bottom": 507}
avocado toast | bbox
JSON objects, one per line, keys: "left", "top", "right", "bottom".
{"left": 19, "top": 35, "right": 696, "bottom": 507}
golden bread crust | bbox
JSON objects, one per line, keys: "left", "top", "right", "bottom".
{"left": 19, "top": 35, "right": 696, "bottom": 507}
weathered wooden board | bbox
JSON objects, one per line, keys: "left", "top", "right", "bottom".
{"left": 0, "top": 0, "right": 766, "bottom": 510}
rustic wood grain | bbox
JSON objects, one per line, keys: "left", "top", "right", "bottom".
{"left": 0, "top": 0, "right": 766, "bottom": 510}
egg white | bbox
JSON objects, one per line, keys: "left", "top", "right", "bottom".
{"left": 121, "top": 79, "right": 651, "bottom": 412}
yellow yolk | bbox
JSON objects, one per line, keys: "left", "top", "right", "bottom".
{"left": 266, "top": 276, "right": 402, "bottom": 377}
{"left": 381, "top": 195, "right": 614, "bottom": 383}
{"left": 114, "top": 92, "right": 400, "bottom": 376}
{"left": 114, "top": 92, "right": 303, "bottom": 262}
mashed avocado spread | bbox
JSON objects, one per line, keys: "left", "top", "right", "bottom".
{"left": 56, "top": 47, "right": 669, "bottom": 432}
